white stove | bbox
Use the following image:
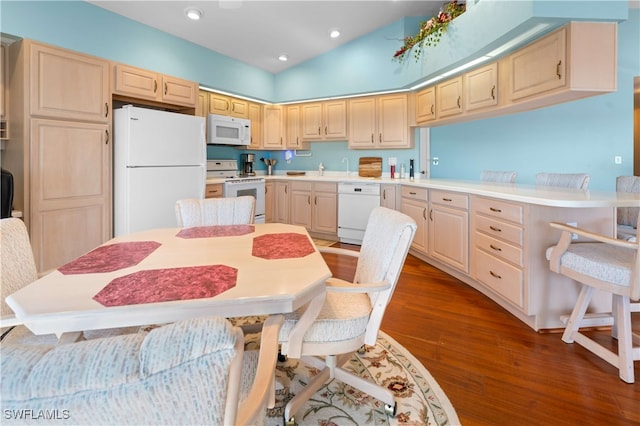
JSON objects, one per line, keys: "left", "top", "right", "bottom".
{"left": 207, "top": 159, "right": 266, "bottom": 223}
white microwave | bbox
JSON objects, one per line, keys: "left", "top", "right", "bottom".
{"left": 207, "top": 114, "right": 251, "bottom": 146}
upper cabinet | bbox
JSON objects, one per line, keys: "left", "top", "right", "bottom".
{"left": 464, "top": 63, "right": 498, "bottom": 112}
{"left": 286, "top": 104, "right": 309, "bottom": 149}
{"left": 301, "top": 100, "right": 347, "bottom": 141}
{"left": 208, "top": 93, "right": 249, "bottom": 118}
{"left": 112, "top": 63, "right": 197, "bottom": 108}
{"left": 263, "top": 104, "right": 285, "bottom": 149}
{"left": 30, "top": 43, "right": 110, "bottom": 123}
{"left": 412, "top": 22, "right": 617, "bottom": 128}
{"left": 248, "top": 102, "right": 263, "bottom": 149}
{"left": 349, "top": 93, "right": 409, "bottom": 149}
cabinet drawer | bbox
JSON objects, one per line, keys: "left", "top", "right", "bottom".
{"left": 475, "top": 232, "right": 523, "bottom": 267}
{"left": 474, "top": 197, "right": 523, "bottom": 224}
{"left": 314, "top": 182, "right": 337, "bottom": 193}
{"left": 205, "top": 184, "right": 223, "bottom": 198}
{"left": 291, "top": 181, "right": 313, "bottom": 191}
{"left": 401, "top": 185, "right": 428, "bottom": 201}
{"left": 475, "top": 249, "right": 524, "bottom": 308}
{"left": 476, "top": 215, "right": 524, "bottom": 247}
{"left": 431, "top": 190, "right": 468, "bottom": 209}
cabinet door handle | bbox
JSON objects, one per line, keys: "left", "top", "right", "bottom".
{"left": 308, "top": 195, "right": 311, "bottom": 205}
{"left": 371, "top": 133, "right": 374, "bottom": 143}
{"left": 489, "top": 225, "right": 502, "bottom": 232}
{"left": 457, "top": 96, "right": 461, "bottom": 109}
{"left": 383, "top": 189, "right": 386, "bottom": 200}
{"left": 489, "top": 244, "right": 502, "bottom": 252}
{"left": 422, "top": 208, "right": 427, "bottom": 220}
{"left": 442, "top": 197, "right": 452, "bottom": 202}
{"left": 430, "top": 104, "right": 435, "bottom": 115}
{"left": 489, "top": 270, "right": 502, "bottom": 279}
{"left": 318, "top": 126, "right": 321, "bottom": 135}
{"left": 314, "top": 196, "right": 317, "bottom": 205}
{"left": 429, "top": 208, "right": 433, "bottom": 221}
{"left": 324, "top": 126, "right": 327, "bottom": 135}
{"left": 280, "top": 137, "right": 283, "bottom": 145}
{"left": 285, "top": 186, "right": 287, "bottom": 194}
{"left": 104, "top": 129, "right": 110, "bottom": 145}
{"left": 409, "top": 191, "right": 417, "bottom": 195}
{"left": 104, "top": 102, "right": 109, "bottom": 118}
{"left": 379, "top": 133, "right": 382, "bottom": 143}
{"left": 164, "top": 82, "right": 168, "bottom": 95}
{"left": 489, "top": 207, "right": 502, "bottom": 213}
{"left": 153, "top": 80, "right": 158, "bottom": 93}
{"left": 491, "top": 85, "right": 496, "bottom": 100}
{"left": 556, "top": 60, "right": 562, "bottom": 79}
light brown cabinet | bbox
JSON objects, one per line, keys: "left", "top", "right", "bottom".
{"left": 263, "top": 105, "right": 285, "bottom": 149}
{"left": 429, "top": 190, "right": 469, "bottom": 273}
{"left": 112, "top": 63, "right": 197, "bottom": 108}
{"left": 208, "top": 93, "right": 248, "bottom": 118}
{"left": 436, "top": 77, "right": 463, "bottom": 118}
{"left": 349, "top": 94, "right": 409, "bottom": 149}
{"left": 400, "top": 186, "right": 428, "bottom": 254}
{"left": 274, "top": 181, "right": 290, "bottom": 223}
{"left": 7, "top": 40, "right": 111, "bottom": 272}
{"left": 301, "top": 100, "right": 347, "bottom": 141}
{"left": 265, "top": 181, "right": 274, "bottom": 223}
{"left": 286, "top": 104, "right": 308, "bottom": 149}
{"left": 290, "top": 181, "right": 337, "bottom": 236}
{"left": 414, "top": 86, "right": 436, "bottom": 125}
{"left": 205, "top": 183, "right": 223, "bottom": 199}
{"left": 464, "top": 62, "right": 498, "bottom": 112}
{"left": 248, "top": 102, "right": 263, "bottom": 149}
{"left": 380, "top": 184, "right": 397, "bottom": 210}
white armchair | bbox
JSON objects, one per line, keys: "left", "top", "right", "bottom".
{"left": 1, "top": 315, "right": 283, "bottom": 425}
{"left": 277, "top": 207, "right": 417, "bottom": 423}
{"left": 616, "top": 176, "right": 640, "bottom": 241}
{"left": 480, "top": 170, "right": 517, "bottom": 184}
{"left": 175, "top": 196, "right": 255, "bottom": 227}
{"left": 535, "top": 172, "right": 590, "bottom": 189}
{"left": 547, "top": 215, "right": 640, "bottom": 383}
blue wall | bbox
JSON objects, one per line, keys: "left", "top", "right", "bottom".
{"left": 2, "top": 1, "right": 638, "bottom": 190}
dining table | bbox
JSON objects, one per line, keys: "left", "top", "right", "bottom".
{"left": 6, "top": 223, "right": 332, "bottom": 358}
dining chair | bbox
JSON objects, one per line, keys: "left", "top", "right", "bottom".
{"left": 535, "top": 172, "right": 590, "bottom": 189}
{"left": 481, "top": 170, "right": 517, "bottom": 184}
{"left": 277, "top": 207, "right": 417, "bottom": 423}
{"left": 175, "top": 196, "right": 255, "bottom": 227}
{"left": 1, "top": 314, "right": 284, "bottom": 425}
{"left": 616, "top": 176, "right": 640, "bottom": 242}
{"left": 546, "top": 212, "right": 640, "bottom": 383}
{"left": 0, "top": 218, "right": 136, "bottom": 345}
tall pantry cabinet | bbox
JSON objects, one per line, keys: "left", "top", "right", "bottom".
{"left": 6, "top": 40, "right": 111, "bottom": 273}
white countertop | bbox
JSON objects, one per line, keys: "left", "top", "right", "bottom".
{"left": 207, "top": 171, "right": 640, "bottom": 208}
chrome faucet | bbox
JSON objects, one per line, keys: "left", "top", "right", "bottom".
{"left": 342, "top": 157, "right": 349, "bottom": 176}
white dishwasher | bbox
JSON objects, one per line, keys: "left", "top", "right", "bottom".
{"left": 338, "top": 182, "right": 381, "bottom": 244}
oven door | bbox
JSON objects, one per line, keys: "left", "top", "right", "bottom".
{"left": 223, "top": 179, "right": 266, "bottom": 223}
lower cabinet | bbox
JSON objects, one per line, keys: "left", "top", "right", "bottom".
{"left": 205, "top": 183, "right": 223, "bottom": 199}
{"left": 274, "top": 181, "right": 290, "bottom": 223}
{"left": 400, "top": 186, "right": 428, "bottom": 255}
{"left": 290, "top": 181, "right": 337, "bottom": 236}
{"left": 265, "top": 181, "right": 274, "bottom": 222}
{"left": 429, "top": 190, "right": 469, "bottom": 273}
{"left": 380, "top": 184, "right": 397, "bottom": 210}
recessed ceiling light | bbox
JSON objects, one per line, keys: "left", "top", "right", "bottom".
{"left": 329, "top": 28, "right": 341, "bottom": 39}
{"left": 278, "top": 54, "right": 288, "bottom": 62}
{"left": 185, "top": 8, "right": 203, "bottom": 20}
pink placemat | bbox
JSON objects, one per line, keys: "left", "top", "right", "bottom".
{"left": 93, "top": 265, "right": 237, "bottom": 307}
{"left": 177, "top": 225, "right": 255, "bottom": 239}
{"left": 252, "top": 233, "right": 315, "bottom": 259}
{"left": 58, "top": 241, "right": 161, "bottom": 275}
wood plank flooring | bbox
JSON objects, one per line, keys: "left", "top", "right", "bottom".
{"left": 321, "top": 246, "right": 640, "bottom": 425}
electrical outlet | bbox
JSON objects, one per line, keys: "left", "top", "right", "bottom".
{"left": 614, "top": 156, "right": 622, "bottom": 164}
{"left": 432, "top": 157, "right": 439, "bottom": 166}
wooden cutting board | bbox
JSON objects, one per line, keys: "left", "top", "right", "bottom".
{"left": 358, "top": 157, "right": 382, "bottom": 177}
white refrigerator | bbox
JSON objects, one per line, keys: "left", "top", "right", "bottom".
{"left": 114, "top": 105, "right": 206, "bottom": 236}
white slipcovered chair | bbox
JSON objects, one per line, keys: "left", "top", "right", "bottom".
{"left": 616, "top": 176, "right": 640, "bottom": 242}
{"left": 535, "top": 172, "right": 590, "bottom": 189}
{"left": 277, "top": 207, "right": 417, "bottom": 423}
{"left": 1, "top": 315, "right": 283, "bottom": 425}
{"left": 175, "top": 196, "right": 255, "bottom": 227}
{"left": 480, "top": 170, "right": 517, "bottom": 184}
{"left": 0, "top": 218, "right": 136, "bottom": 345}
{"left": 546, "top": 213, "right": 640, "bottom": 383}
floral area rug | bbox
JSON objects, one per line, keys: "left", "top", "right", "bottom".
{"left": 261, "top": 331, "right": 460, "bottom": 426}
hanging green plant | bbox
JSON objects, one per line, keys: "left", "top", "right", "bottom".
{"left": 393, "top": 0, "right": 466, "bottom": 63}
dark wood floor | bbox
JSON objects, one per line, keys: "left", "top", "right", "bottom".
{"left": 321, "top": 246, "right": 640, "bottom": 425}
